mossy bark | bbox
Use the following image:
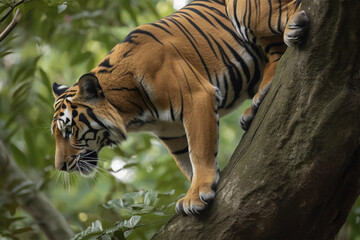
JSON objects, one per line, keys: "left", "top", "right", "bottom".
{"left": 153, "top": 0, "right": 360, "bottom": 239}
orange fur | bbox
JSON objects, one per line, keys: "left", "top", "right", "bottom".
{"left": 52, "top": 0, "right": 308, "bottom": 215}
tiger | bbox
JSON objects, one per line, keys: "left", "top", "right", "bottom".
{"left": 51, "top": 0, "right": 309, "bottom": 215}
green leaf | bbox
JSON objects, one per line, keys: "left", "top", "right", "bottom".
{"left": 124, "top": 229, "right": 133, "bottom": 238}
{"left": 122, "top": 1, "right": 139, "bottom": 26}
{"left": 4, "top": 203, "right": 19, "bottom": 216}
{"left": 71, "top": 220, "right": 104, "bottom": 240}
{"left": 38, "top": 68, "right": 52, "bottom": 95}
{"left": 143, "top": 190, "right": 157, "bottom": 205}
{"left": 102, "top": 198, "right": 127, "bottom": 210}
{"left": 57, "top": 1, "right": 67, "bottom": 14}
{"left": 0, "top": 51, "right": 12, "bottom": 58}
{"left": 152, "top": 211, "right": 165, "bottom": 216}
{"left": 158, "top": 189, "right": 175, "bottom": 196}
{"left": 144, "top": 0, "right": 161, "bottom": 19}
{"left": 11, "top": 180, "right": 34, "bottom": 198}
{"left": 13, "top": 226, "right": 34, "bottom": 235}
{"left": 70, "top": 51, "right": 92, "bottom": 66}
{"left": 0, "top": 216, "right": 25, "bottom": 228}
{"left": 116, "top": 215, "right": 141, "bottom": 230}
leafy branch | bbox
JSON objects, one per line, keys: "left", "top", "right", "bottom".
{"left": 0, "top": 0, "right": 26, "bottom": 22}
{"left": 0, "top": 8, "right": 20, "bottom": 42}
{"left": 0, "top": 0, "right": 28, "bottom": 42}
{"left": 72, "top": 189, "right": 178, "bottom": 239}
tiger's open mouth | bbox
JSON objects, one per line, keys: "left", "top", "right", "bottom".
{"left": 69, "top": 151, "right": 98, "bottom": 175}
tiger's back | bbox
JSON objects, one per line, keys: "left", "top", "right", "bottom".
{"left": 92, "top": 0, "right": 265, "bottom": 121}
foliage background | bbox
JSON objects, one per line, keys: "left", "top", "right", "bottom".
{"left": 0, "top": 0, "right": 359, "bottom": 239}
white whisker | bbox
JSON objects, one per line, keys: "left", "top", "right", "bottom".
{"left": 78, "top": 160, "right": 112, "bottom": 180}
{"left": 79, "top": 160, "right": 111, "bottom": 174}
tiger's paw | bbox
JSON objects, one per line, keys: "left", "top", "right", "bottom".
{"left": 175, "top": 183, "right": 216, "bottom": 215}
{"left": 284, "top": 10, "right": 309, "bottom": 47}
{"left": 240, "top": 112, "right": 254, "bottom": 131}
{"left": 241, "top": 83, "right": 272, "bottom": 131}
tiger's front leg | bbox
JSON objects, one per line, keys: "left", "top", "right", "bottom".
{"left": 175, "top": 91, "right": 220, "bottom": 215}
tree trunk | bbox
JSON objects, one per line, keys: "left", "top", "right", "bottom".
{"left": 153, "top": 0, "right": 360, "bottom": 239}
{"left": 0, "top": 142, "right": 74, "bottom": 240}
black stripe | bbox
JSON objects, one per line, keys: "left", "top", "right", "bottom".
{"left": 168, "top": 18, "right": 197, "bottom": 43}
{"left": 166, "top": 18, "right": 212, "bottom": 90}
{"left": 264, "top": 42, "right": 285, "bottom": 53}
{"left": 55, "top": 103, "right": 62, "bottom": 112}
{"left": 277, "top": 0, "right": 282, "bottom": 33}
{"left": 173, "top": 10, "right": 193, "bottom": 19}
{"left": 123, "top": 48, "right": 133, "bottom": 58}
{"left": 129, "top": 101, "right": 144, "bottom": 114}
{"left": 232, "top": 0, "right": 245, "bottom": 41}
{"left": 185, "top": 7, "right": 217, "bottom": 29}
{"left": 243, "top": 0, "right": 249, "bottom": 41}
{"left": 180, "top": 89, "right": 184, "bottom": 121}
{"left": 180, "top": 14, "right": 218, "bottom": 59}
{"left": 79, "top": 113, "right": 90, "bottom": 127}
{"left": 187, "top": 2, "right": 228, "bottom": 19}
{"left": 267, "top": 0, "right": 278, "bottom": 34}
{"left": 122, "top": 33, "right": 138, "bottom": 44}
{"left": 179, "top": 64, "right": 193, "bottom": 97}
{"left": 128, "top": 29, "right": 164, "bottom": 45}
{"left": 168, "top": 97, "right": 176, "bottom": 121}
{"left": 138, "top": 81, "right": 159, "bottom": 119}
{"left": 86, "top": 108, "right": 107, "bottom": 129}
{"left": 172, "top": 147, "right": 188, "bottom": 155}
{"left": 110, "top": 87, "right": 138, "bottom": 92}
{"left": 158, "top": 20, "right": 170, "bottom": 27}
{"left": 150, "top": 23, "right": 173, "bottom": 35}
{"left": 170, "top": 43, "right": 208, "bottom": 93}
{"left": 206, "top": 8, "right": 246, "bottom": 48}
{"left": 159, "top": 134, "right": 186, "bottom": 141}
{"left": 223, "top": 40, "right": 250, "bottom": 82}
{"left": 99, "top": 58, "right": 113, "bottom": 68}
{"left": 98, "top": 69, "right": 114, "bottom": 74}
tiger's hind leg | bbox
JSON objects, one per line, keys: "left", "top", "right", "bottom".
{"left": 240, "top": 36, "right": 286, "bottom": 131}
{"left": 241, "top": 10, "right": 309, "bottom": 131}
{"left": 284, "top": 10, "right": 309, "bottom": 47}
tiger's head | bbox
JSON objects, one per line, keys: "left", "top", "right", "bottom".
{"left": 51, "top": 73, "right": 127, "bottom": 174}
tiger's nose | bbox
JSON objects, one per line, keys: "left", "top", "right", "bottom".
{"left": 58, "top": 162, "right": 67, "bottom": 171}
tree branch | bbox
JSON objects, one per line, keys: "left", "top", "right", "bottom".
{"left": 0, "top": 8, "right": 21, "bottom": 43}
{"left": 0, "top": 0, "right": 25, "bottom": 22}
{"left": 153, "top": 0, "right": 360, "bottom": 239}
{"left": 0, "top": 142, "right": 74, "bottom": 240}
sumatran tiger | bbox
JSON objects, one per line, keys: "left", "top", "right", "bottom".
{"left": 51, "top": 0, "right": 309, "bottom": 215}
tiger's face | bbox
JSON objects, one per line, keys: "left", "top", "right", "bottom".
{"left": 51, "top": 74, "right": 127, "bottom": 174}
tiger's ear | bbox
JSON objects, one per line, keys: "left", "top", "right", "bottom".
{"left": 78, "top": 73, "right": 104, "bottom": 101}
{"left": 52, "top": 82, "right": 69, "bottom": 98}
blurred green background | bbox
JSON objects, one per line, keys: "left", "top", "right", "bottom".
{"left": 0, "top": 0, "right": 359, "bottom": 239}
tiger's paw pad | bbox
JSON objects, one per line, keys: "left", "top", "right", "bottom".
{"left": 284, "top": 10, "right": 309, "bottom": 47}
{"left": 175, "top": 188, "right": 216, "bottom": 215}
